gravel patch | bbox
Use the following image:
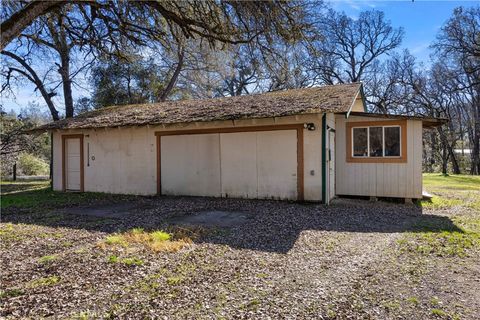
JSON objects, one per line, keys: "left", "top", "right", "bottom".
{"left": 1, "top": 196, "right": 478, "bottom": 319}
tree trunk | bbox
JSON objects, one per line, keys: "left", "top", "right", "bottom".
{"left": 447, "top": 143, "right": 461, "bottom": 174}
{"left": 59, "top": 48, "right": 74, "bottom": 117}
{"left": 159, "top": 46, "right": 185, "bottom": 101}
{"left": 471, "top": 99, "right": 480, "bottom": 175}
{"left": 438, "top": 127, "right": 449, "bottom": 175}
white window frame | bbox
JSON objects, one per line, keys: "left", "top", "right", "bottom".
{"left": 352, "top": 125, "right": 402, "bottom": 158}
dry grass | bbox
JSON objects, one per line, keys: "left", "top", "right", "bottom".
{"left": 99, "top": 226, "right": 206, "bottom": 253}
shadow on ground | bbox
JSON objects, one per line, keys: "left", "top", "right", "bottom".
{"left": 2, "top": 194, "right": 463, "bottom": 254}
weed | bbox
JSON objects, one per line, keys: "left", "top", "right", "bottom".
{"left": 122, "top": 257, "right": 144, "bottom": 266}
{"left": 151, "top": 231, "right": 171, "bottom": 242}
{"left": 104, "top": 235, "right": 127, "bottom": 247}
{"left": 0, "top": 288, "right": 24, "bottom": 298}
{"left": 406, "top": 296, "right": 419, "bottom": 305}
{"left": 108, "top": 255, "right": 119, "bottom": 263}
{"left": 100, "top": 227, "right": 196, "bottom": 253}
{"left": 108, "top": 255, "right": 143, "bottom": 266}
{"left": 38, "top": 255, "right": 57, "bottom": 264}
{"left": 430, "top": 296, "right": 441, "bottom": 306}
{"left": 383, "top": 300, "right": 401, "bottom": 311}
{"left": 29, "top": 275, "right": 60, "bottom": 288}
{"left": 166, "top": 276, "right": 183, "bottom": 286}
{"left": 431, "top": 308, "right": 448, "bottom": 317}
{"left": 246, "top": 299, "right": 261, "bottom": 309}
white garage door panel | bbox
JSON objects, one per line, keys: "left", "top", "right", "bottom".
{"left": 161, "top": 134, "right": 221, "bottom": 196}
{"left": 257, "top": 130, "right": 297, "bottom": 200}
{"left": 65, "top": 138, "right": 81, "bottom": 190}
{"left": 220, "top": 132, "right": 257, "bottom": 198}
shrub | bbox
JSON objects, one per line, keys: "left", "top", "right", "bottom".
{"left": 17, "top": 153, "right": 49, "bottom": 176}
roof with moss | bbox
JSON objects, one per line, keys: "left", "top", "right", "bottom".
{"left": 35, "top": 83, "right": 363, "bottom": 131}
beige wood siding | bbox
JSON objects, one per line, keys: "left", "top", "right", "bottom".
{"left": 335, "top": 115, "right": 423, "bottom": 199}
{"left": 161, "top": 134, "right": 222, "bottom": 197}
{"left": 52, "top": 113, "right": 324, "bottom": 201}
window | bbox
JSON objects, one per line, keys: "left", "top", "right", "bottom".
{"left": 347, "top": 120, "right": 407, "bottom": 163}
{"left": 385, "top": 126, "right": 400, "bottom": 156}
{"left": 352, "top": 128, "right": 367, "bottom": 157}
{"left": 369, "top": 127, "right": 383, "bottom": 157}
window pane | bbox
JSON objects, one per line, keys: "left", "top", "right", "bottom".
{"left": 369, "top": 127, "right": 383, "bottom": 157}
{"left": 385, "top": 127, "right": 401, "bottom": 156}
{"left": 353, "top": 128, "right": 368, "bottom": 157}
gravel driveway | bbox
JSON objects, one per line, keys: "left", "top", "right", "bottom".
{"left": 1, "top": 196, "right": 478, "bottom": 319}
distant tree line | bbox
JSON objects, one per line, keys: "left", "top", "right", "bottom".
{"left": 1, "top": 1, "right": 478, "bottom": 175}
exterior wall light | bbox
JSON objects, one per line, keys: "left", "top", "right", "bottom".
{"left": 304, "top": 123, "right": 316, "bottom": 131}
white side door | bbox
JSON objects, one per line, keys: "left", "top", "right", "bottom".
{"left": 65, "top": 138, "right": 82, "bottom": 191}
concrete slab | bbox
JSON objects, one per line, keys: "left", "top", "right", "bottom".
{"left": 61, "top": 203, "right": 138, "bottom": 219}
{"left": 169, "top": 210, "right": 251, "bottom": 228}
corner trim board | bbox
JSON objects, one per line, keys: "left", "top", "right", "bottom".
{"left": 321, "top": 114, "right": 327, "bottom": 204}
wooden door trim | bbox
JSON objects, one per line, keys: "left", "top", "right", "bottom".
{"left": 156, "top": 124, "right": 305, "bottom": 201}
{"left": 62, "top": 134, "right": 84, "bottom": 192}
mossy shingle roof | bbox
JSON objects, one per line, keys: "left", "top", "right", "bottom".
{"left": 35, "top": 83, "right": 363, "bottom": 131}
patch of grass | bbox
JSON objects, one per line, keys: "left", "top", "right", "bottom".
{"left": 0, "top": 223, "right": 24, "bottom": 242}
{"left": 107, "top": 255, "right": 143, "bottom": 266}
{"left": 108, "top": 255, "right": 119, "bottom": 263}
{"left": 398, "top": 230, "right": 479, "bottom": 257}
{"left": 431, "top": 308, "right": 448, "bottom": 317}
{"left": 166, "top": 276, "right": 183, "bottom": 286}
{"left": 423, "top": 174, "right": 480, "bottom": 191}
{"left": 122, "top": 257, "right": 144, "bottom": 266}
{"left": 105, "top": 235, "right": 128, "bottom": 247}
{"left": 430, "top": 296, "right": 441, "bottom": 307}
{"left": 245, "top": 299, "right": 261, "bottom": 310}
{"left": 0, "top": 288, "right": 24, "bottom": 298}
{"left": 420, "top": 196, "right": 463, "bottom": 210}
{"left": 422, "top": 174, "right": 480, "bottom": 210}
{"left": 38, "top": 255, "right": 58, "bottom": 264}
{"left": 1, "top": 183, "right": 138, "bottom": 212}
{"left": 382, "top": 300, "right": 401, "bottom": 312}
{"left": 151, "top": 230, "right": 171, "bottom": 242}
{"left": 0, "top": 180, "right": 50, "bottom": 194}
{"left": 100, "top": 227, "right": 202, "bottom": 253}
{"left": 29, "top": 275, "right": 60, "bottom": 288}
{"left": 398, "top": 214, "right": 480, "bottom": 258}
{"left": 406, "top": 296, "right": 419, "bottom": 305}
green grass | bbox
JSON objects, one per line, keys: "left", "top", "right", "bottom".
{"left": 421, "top": 174, "right": 480, "bottom": 210}
{"left": 431, "top": 308, "right": 448, "bottom": 317}
{"left": 105, "top": 235, "right": 128, "bottom": 246}
{"left": 38, "top": 255, "right": 58, "bottom": 264}
{"left": 0, "top": 288, "right": 24, "bottom": 298}
{"left": 423, "top": 174, "right": 480, "bottom": 191}
{"left": 1, "top": 180, "right": 50, "bottom": 194}
{"left": 1, "top": 180, "right": 138, "bottom": 212}
{"left": 397, "top": 174, "right": 480, "bottom": 258}
{"left": 107, "top": 255, "right": 144, "bottom": 266}
{"left": 29, "top": 275, "right": 60, "bottom": 288}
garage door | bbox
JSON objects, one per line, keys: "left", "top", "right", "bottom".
{"left": 159, "top": 129, "right": 299, "bottom": 200}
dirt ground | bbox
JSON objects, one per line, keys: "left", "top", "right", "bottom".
{"left": 1, "top": 178, "right": 479, "bottom": 319}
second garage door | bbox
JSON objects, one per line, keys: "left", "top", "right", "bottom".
{"left": 160, "top": 129, "right": 298, "bottom": 200}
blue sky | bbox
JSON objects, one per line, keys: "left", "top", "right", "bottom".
{"left": 2, "top": 0, "right": 479, "bottom": 115}
{"left": 327, "top": 0, "right": 479, "bottom": 64}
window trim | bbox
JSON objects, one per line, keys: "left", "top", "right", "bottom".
{"left": 346, "top": 120, "right": 407, "bottom": 163}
